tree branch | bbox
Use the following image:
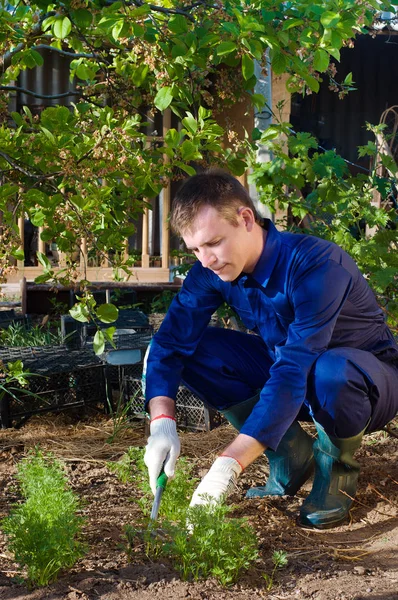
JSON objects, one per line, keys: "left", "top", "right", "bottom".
{"left": 0, "top": 85, "right": 80, "bottom": 100}
{"left": 0, "top": 150, "right": 42, "bottom": 179}
{"left": 26, "top": 44, "right": 97, "bottom": 60}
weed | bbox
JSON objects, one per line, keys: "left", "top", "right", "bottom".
{"left": 105, "top": 389, "right": 141, "bottom": 443}
{"left": 262, "top": 550, "right": 289, "bottom": 591}
{"left": 150, "top": 290, "right": 176, "bottom": 314}
{"left": 1, "top": 448, "right": 86, "bottom": 587}
{"left": 0, "top": 322, "right": 65, "bottom": 347}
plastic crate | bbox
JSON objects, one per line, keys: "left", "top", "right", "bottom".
{"left": 0, "top": 347, "right": 106, "bottom": 428}
{"left": 120, "top": 364, "right": 223, "bottom": 432}
{"left": 0, "top": 310, "right": 30, "bottom": 329}
{"left": 61, "top": 309, "right": 152, "bottom": 350}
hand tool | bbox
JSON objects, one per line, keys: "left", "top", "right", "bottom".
{"left": 150, "top": 469, "right": 168, "bottom": 522}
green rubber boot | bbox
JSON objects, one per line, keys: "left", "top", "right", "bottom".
{"left": 299, "top": 422, "right": 365, "bottom": 529}
{"left": 221, "top": 398, "right": 315, "bottom": 498}
{"left": 246, "top": 421, "right": 315, "bottom": 498}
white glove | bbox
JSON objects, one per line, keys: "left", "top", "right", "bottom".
{"left": 189, "top": 456, "right": 243, "bottom": 508}
{"left": 144, "top": 416, "right": 181, "bottom": 495}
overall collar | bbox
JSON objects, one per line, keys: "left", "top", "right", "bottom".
{"left": 246, "top": 219, "right": 281, "bottom": 288}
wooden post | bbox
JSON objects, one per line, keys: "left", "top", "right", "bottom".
{"left": 162, "top": 109, "right": 171, "bottom": 269}
{"left": 80, "top": 237, "right": 88, "bottom": 267}
{"left": 38, "top": 227, "right": 46, "bottom": 254}
{"left": 142, "top": 207, "right": 150, "bottom": 268}
{"left": 271, "top": 72, "right": 292, "bottom": 227}
{"left": 20, "top": 277, "right": 27, "bottom": 315}
{"left": 17, "top": 215, "right": 24, "bottom": 269}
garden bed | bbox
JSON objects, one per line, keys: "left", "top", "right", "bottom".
{"left": 0, "top": 412, "right": 397, "bottom": 600}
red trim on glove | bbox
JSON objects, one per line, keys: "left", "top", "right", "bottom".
{"left": 220, "top": 454, "right": 245, "bottom": 471}
{"left": 151, "top": 414, "right": 176, "bottom": 423}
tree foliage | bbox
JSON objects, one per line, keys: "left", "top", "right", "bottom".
{"left": 0, "top": 0, "right": 390, "bottom": 284}
{"left": 249, "top": 122, "right": 398, "bottom": 327}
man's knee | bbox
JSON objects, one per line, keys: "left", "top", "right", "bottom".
{"left": 309, "top": 350, "right": 371, "bottom": 438}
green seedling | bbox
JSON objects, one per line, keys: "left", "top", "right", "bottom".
{"left": 164, "top": 501, "right": 259, "bottom": 586}
{"left": 262, "top": 549, "right": 289, "bottom": 591}
{"left": 1, "top": 448, "right": 86, "bottom": 587}
{"left": 117, "top": 448, "right": 259, "bottom": 587}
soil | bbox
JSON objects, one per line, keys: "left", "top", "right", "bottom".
{"left": 0, "top": 412, "right": 397, "bottom": 600}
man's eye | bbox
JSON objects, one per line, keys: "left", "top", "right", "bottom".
{"left": 209, "top": 240, "right": 220, "bottom": 246}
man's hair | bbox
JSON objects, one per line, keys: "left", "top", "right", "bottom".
{"left": 170, "top": 169, "right": 261, "bottom": 235}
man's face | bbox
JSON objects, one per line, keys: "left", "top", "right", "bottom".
{"left": 182, "top": 205, "right": 259, "bottom": 282}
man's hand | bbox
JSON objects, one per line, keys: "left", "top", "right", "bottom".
{"left": 144, "top": 416, "right": 181, "bottom": 495}
{"left": 189, "top": 456, "right": 243, "bottom": 507}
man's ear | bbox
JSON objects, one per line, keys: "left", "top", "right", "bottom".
{"left": 238, "top": 207, "right": 255, "bottom": 231}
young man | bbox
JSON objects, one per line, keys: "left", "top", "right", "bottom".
{"left": 143, "top": 170, "right": 398, "bottom": 529}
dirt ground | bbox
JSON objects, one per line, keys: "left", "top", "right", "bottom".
{"left": 0, "top": 412, "right": 397, "bottom": 600}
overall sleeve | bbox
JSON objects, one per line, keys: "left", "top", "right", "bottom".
{"left": 240, "top": 254, "right": 354, "bottom": 450}
{"left": 144, "top": 263, "right": 223, "bottom": 408}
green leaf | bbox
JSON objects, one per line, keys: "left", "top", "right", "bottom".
{"left": 216, "top": 41, "right": 237, "bottom": 56}
{"left": 169, "top": 15, "right": 189, "bottom": 34}
{"left": 175, "top": 162, "right": 196, "bottom": 176}
{"left": 154, "top": 87, "right": 173, "bottom": 111}
{"left": 76, "top": 63, "right": 97, "bottom": 81}
{"left": 69, "top": 303, "right": 90, "bottom": 323}
{"left": 282, "top": 18, "right": 304, "bottom": 30}
{"left": 30, "top": 210, "right": 45, "bottom": 227}
{"left": 96, "top": 303, "right": 119, "bottom": 324}
{"left": 328, "top": 47, "right": 340, "bottom": 61}
{"left": 11, "top": 248, "right": 24, "bottom": 261}
{"left": 251, "top": 93, "right": 265, "bottom": 111}
{"left": 165, "top": 128, "right": 182, "bottom": 147}
{"left": 321, "top": 12, "right": 340, "bottom": 28}
{"left": 93, "top": 330, "right": 105, "bottom": 355}
{"left": 181, "top": 114, "right": 198, "bottom": 134}
{"left": 30, "top": 50, "right": 44, "bottom": 67}
{"left": 36, "top": 251, "right": 52, "bottom": 271}
{"left": 228, "top": 159, "right": 247, "bottom": 176}
{"left": 313, "top": 48, "right": 329, "bottom": 72}
{"left": 40, "top": 127, "right": 55, "bottom": 144}
{"left": 180, "top": 140, "right": 200, "bottom": 161}
{"left": 72, "top": 8, "right": 92, "bottom": 28}
{"left": 53, "top": 17, "right": 72, "bottom": 40}
{"left": 271, "top": 51, "right": 287, "bottom": 75}
{"left": 242, "top": 54, "right": 254, "bottom": 81}
{"left": 103, "top": 326, "right": 116, "bottom": 348}
{"left": 132, "top": 64, "right": 149, "bottom": 86}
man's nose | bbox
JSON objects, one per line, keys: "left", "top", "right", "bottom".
{"left": 200, "top": 249, "right": 216, "bottom": 269}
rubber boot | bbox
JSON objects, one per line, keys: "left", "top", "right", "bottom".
{"left": 299, "top": 422, "right": 365, "bottom": 529}
{"left": 221, "top": 398, "right": 315, "bottom": 498}
{"left": 246, "top": 421, "right": 315, "bottom": 498}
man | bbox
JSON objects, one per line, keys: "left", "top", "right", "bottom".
{"left": 143, "top": 170, "right": 398, "bottom": 529}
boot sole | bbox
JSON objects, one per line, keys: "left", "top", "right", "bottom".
{"left": 298, "top": 514, "right": 349, "bottom": 530}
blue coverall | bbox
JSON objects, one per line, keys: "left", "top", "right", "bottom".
{"left": 144, "top": 219, "right": 398, "bottom": 449}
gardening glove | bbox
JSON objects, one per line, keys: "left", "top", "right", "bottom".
{"left": 144, "top": 416, "right": 181, "bottom": 495}
{"left": 189, "top": 456, "right": 242, "bottom": 508}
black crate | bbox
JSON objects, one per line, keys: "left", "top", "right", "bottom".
{"left": 0, "top": 347, "right": 106, "bottom": 428}
{"left": 61, "top": 309, "right": 152, "bottom": 350}
{"left": 0, "top": 310, "right": 30, "bottom": 329}
{"left": 120, "top": 364, "right": 223, "bottom": 432}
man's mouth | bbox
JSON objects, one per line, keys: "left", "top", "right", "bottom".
{"left": 213, "top": 265, "right": 226, "bottom": 275}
